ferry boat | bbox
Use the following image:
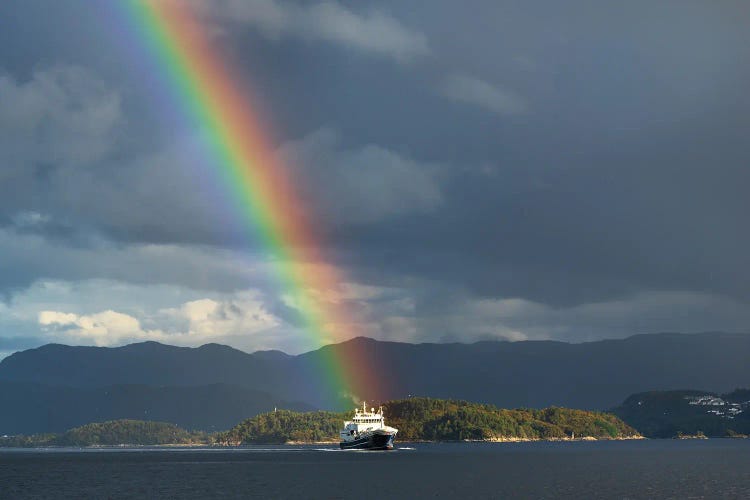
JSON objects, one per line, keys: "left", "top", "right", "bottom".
{"left": 339, "top": 402, "right": 398, "bottom": 450}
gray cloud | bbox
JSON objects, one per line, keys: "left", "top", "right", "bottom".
{"left": 445, "top": 291, "right": 750, "bottom": 344}
{"left": 0, "top": 227, "right": 277, "bottom": 295}
{"left": 279, "top": 128, "right": 443, "bottom": 225}
{"left": 1, "top": 0, "right": 750, "bottom": 356}
{"left": 438, "top": 73, "right": 527, "bottom": 115}
{"left": 194, "top": 0, "right": 430, "bottom": 62}
{"left": 0, "top": 66, "right": 121, "bottom": 180}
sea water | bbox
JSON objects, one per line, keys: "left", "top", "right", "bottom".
{"left": 1, "top": 440, "right": 749, "bottom": 499}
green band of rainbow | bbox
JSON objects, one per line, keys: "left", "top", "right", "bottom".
{"left": 118, "top": 0, "right": 381, "bottom": 404}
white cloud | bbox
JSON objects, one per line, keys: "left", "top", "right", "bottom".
{"left": 37, "top": 292, "right": 280, "bottom": 348}
{"left": 0, "top": 65, "right": 121, "bottom": 180}
{"left": 39, "top": 309, "right": 156, "bottom": 346}
{"left": 6, "top": 269, "right": 750, "bottom": 356}
{"left": 38, "top": 311, "right": 80, "bottom": 326}
{"left": 278, "top": 128, "right": 442, "bottom": 224}
{"left": 160, "top": 292, "right": 280, "bottom": 339}
{"left": 1, "top": 271, "right": 415, "bottom": 353}
{"left": 2, "top": 278, "right": 304, "bottom": 352}
{"left": 439, "top": 73, "right": 527, "bottom": 115}
{"left": 192, "top": 0, "right": 429, "bottom": 62}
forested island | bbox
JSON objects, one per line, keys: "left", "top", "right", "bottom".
{"left": 0, "top": 420, "right": 209, "bottom": 447}
{"left": 8, "top": 389, "right": 750, "bottom": 446}
{"left": 612, "top": 389, "right": 750, "bottom": 438}
{"left": 1, "top": 398, "right": 639, "bottom": 447}
{"left": 217, "top": 398, "right": 639, "bottom": 444}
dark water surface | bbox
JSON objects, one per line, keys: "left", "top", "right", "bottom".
{"left": 2, "top": 440, "right": 750, "bottom": 499}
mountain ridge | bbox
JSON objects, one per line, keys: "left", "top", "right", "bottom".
{"left": 5, "top": 330, "right": 743, "bottom": 360}
{"left": 2, "top": 332, "right": 750, "bottom": 432}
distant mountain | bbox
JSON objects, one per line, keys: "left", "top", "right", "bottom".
{"left": 0, "top": 381, "right": 312, "bottom": 434}
{"left": 0, "top": 341, "right": 274, "bottom": 388}
{"left": 2, "top": 332, "right": 750, "bottom": 434}
{"left": 306, "top": 333, "right": 750, "bottom": 409}
{"left": 612, "top": 389, "right": 750, "bottom": 438}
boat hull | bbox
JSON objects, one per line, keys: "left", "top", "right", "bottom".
{"left": 339, "top": 432, "right": 395, "bottom": 450}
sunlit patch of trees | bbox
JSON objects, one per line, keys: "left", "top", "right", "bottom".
{"left": 216, "top": 410, "right": 344, "bottom": 445}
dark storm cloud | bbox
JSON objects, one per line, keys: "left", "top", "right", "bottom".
{"left": 1, "top": 0, "right": 749, "bottom": 346}
{"left": 303, "top": 0, "right": 750, "bottom": 306}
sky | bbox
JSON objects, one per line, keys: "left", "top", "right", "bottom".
{"left": 1, "top": 0, "right": 749, "bottom": 358}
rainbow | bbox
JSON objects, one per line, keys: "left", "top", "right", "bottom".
{"left": 115, "top": 0, "right": 381, "bottom": 405}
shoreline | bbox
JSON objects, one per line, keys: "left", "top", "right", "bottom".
{"left": 14, "top": 436, "right": 750, "bottom": 449}
{"left": 6, "top": 435, "right": 647, "bottom": 449}
{"left": 22, "top": 434, "right": 750, "bottom": 449}
{"left": 387, "top": 435, "right": 646, "bottom": 444}
{"left": 465, "top": 435, "right": 645, "bottom": 443}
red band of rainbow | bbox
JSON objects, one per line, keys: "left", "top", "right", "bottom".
{"left": 117, "top": 0, "right": 382, "bottom": 405}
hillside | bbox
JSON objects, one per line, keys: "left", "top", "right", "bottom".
{"left": 0, "top": 381, "right": 312, "bottom": 435}
{"left": 218, "top": 398, "right": 639, "bottom": 444}
{"left": 612, "top": 389, "right": 750, "bottom": 438}
{"left": 3, "top": 332, "right": 750, "bottom": 433}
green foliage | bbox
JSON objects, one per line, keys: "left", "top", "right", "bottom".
{"left": 383, "top": 399, "right": 635, "bottom": 441}
{"left": 54, "top": 420, "right": 207, "bottom": 446}
{"left": 219, "top": 398, "right": 638, "bottom": 444}
{"left": 0, "top": 420, "right": 209, "bottom": 447}
{"left": 1, "top": 399, "right": 639, "bottom": 447}
{"left": 0, "top": 433, "right": 58, "bottom": 448}
{"left": 216, "top": 410, "right": 344, "bottom": 445}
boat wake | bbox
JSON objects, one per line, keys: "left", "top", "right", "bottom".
{"left": 314, "top": 447, "right": 415, "bottom": 452}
